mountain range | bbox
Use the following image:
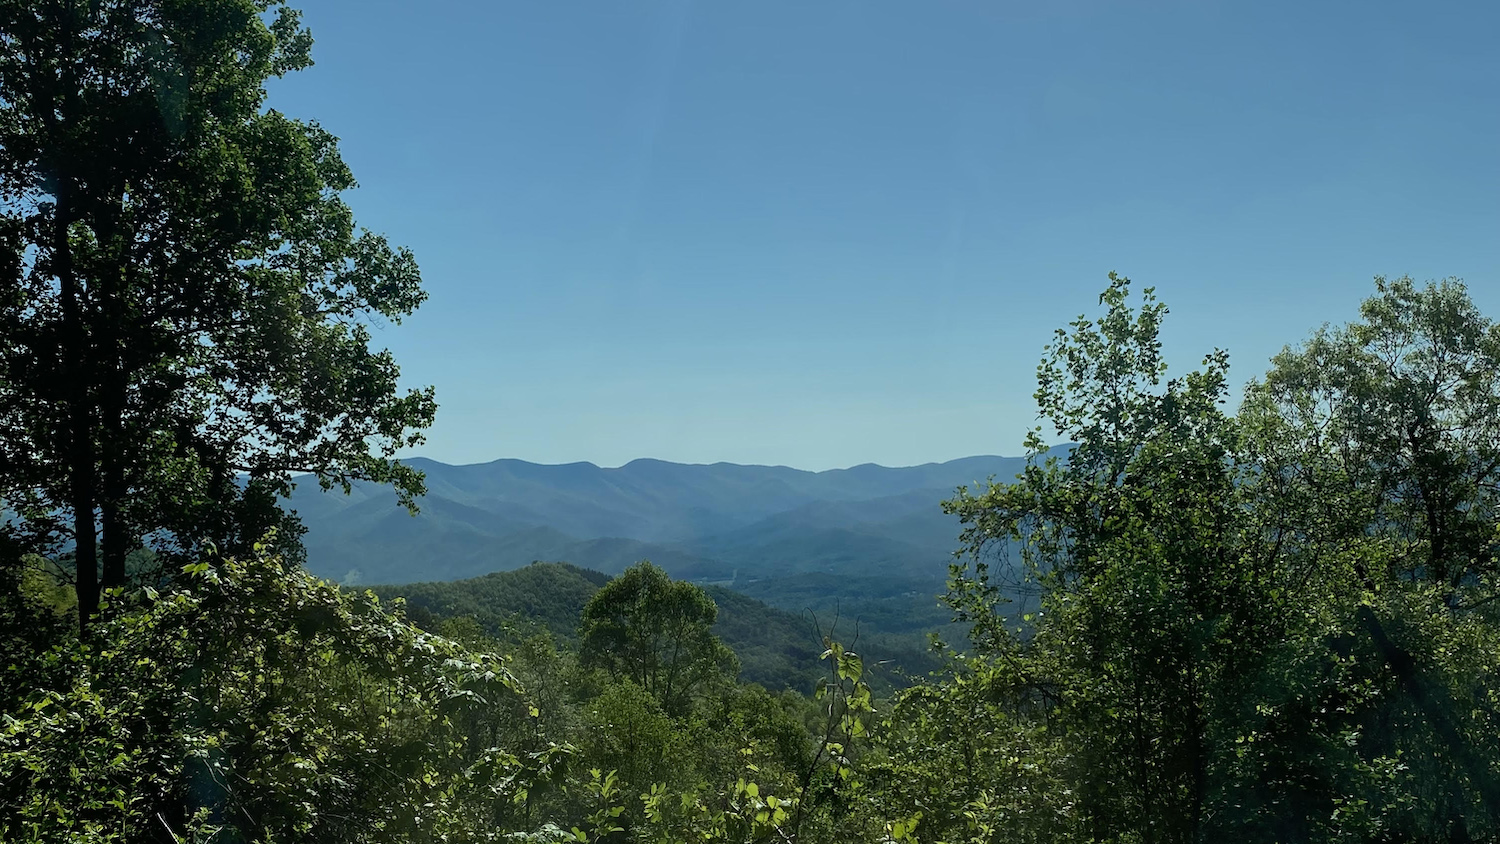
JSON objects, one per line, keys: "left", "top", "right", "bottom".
{"left": 289, "top": 455, "right": 1029, "bottom": 592}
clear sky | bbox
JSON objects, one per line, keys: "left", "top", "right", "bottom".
{"left": 266, "top": 0, "right": 1500, "bottom": 470}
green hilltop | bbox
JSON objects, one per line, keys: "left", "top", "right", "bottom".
{"left": 373, "top": 561, "right": 944, "bottom": 694}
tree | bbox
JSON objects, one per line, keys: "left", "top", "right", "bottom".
{"left": 578, "top": 561, "right": 738, "bottom": 715}
{"left": 863, "top": 655, "right": 1070, "bottom": 844}
{"left": 941, "top": 274, "right": 1271, "bottom": 843}
{"left": 1232, "top": 276, "right": 1500, "bottom": 840}
{"left": 0, "top": 0, "right": 435, "bottom": 627}
{"left": 906, "top": 275, "right": 1500, "bottom": 843}
{"left": 1247, "top": 276, "right": 1500, "bottom": 599}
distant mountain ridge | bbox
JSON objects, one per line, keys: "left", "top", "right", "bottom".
{"left": 290, "top": 454, "right": 1029, "bottom": 588}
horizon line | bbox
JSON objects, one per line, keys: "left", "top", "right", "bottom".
{"left": 390, "top": 451, "right": 1061, "bottom": 474}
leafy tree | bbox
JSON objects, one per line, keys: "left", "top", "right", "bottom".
{"left": 863, "top": 654, "right": 1070, "bottom": 844}
{"left": 689, "top": 684, "right": 818, "bottom": 795}
{"left": 578, "top": 680, "right": 689, "bottom": 809}
{"left": 0, "top": 0, "right": 435, "bottom": 627}
{"left": 578, "top": 561, "right": 738, "bottom": 715}
{"left": 0, "top": 533, "right": 74, "bottom": 719}
{"left": 1229, "top": 276, "right": 1500, "bottom": 840}
{"left": 1247, "top": 276, "right": 1500, "bottom": 598}
{"left": 866, "top": 274, "right": 1500, "bottom": 844}
{"left": 918, "top": 274, "right": 1284, "bottom": 839}
{"left": 938, "top": 275, "right": 1276, "bottom": 843}
{"left": 561, "top": 639, "right": 865, "bottom": 844}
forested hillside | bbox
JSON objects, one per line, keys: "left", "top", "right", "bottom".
{"left": 5, "top": 3, "right": 1500, "bottom": 843}
{"left": 374, "top": 561, "right": 944, "bottom": 693}
{"left": 293, "top": 453, "right": 1008, "bottom": 657}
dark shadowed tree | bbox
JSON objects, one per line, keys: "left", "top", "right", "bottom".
{"left": 0, "top": 0, "right": 435, "bottom": 626}
{"left": 909, "top": 276, "right": 1500, "bottom": 843}
{"left": 943, "top": 275, "right": 1260, "bottom": 843}
{"left": 1234, "top": 276, "right": 1500, "bottom": 840}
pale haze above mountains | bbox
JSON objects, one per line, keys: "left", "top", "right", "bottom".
{"left": 290, "top": 455, "right": 1031, "bottom": 588}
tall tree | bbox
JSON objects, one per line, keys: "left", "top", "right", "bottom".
{"left": 1234, "top": 276, "right": 1500, "bottom": 840}
{"left": 943, "top": 275, "right": 1269, "bottom": 843}
{"left": 0, "top": 0, "right": 435, "bottom": 626}
{"left": 1248, "top": 276, "right": 1500, "bottom": 598}
{"left": 579, "top": 561, "right": 738, "bottom": 716}
{"left": 915, "top": 275, "right": 1500, "bottom": 843}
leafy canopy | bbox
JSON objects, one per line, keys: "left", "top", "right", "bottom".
{"left": 0, "top": 0, "right": 435, "bottom": 624}
{"left": 578, "top": 561, "right": 739, "bottom": 715}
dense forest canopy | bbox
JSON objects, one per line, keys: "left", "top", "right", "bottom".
{"left": 5, "top": 2, "right": 1500, "bottom": 843}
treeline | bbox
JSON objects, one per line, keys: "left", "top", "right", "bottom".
{"left": 4, "top": 2, "right": 1500, "bottom": 841}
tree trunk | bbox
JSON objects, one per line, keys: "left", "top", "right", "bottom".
{"left": 68, "top": 463, "right": 99, "bottom": 630}
{"left": 97, "top": 191, "right": 131, "bottom": 593}
{"left": 100, "top": 495, "right": 127, "bottom": 590}
{"left": 98, "top": 303, "right": 128, "bottom": 591}
{"left": 56, "top": 194, "right": 100, "bottom": 629}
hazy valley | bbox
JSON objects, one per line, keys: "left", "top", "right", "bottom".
{"left": 292, "top": 453, "right": 1025, "bottom": 597}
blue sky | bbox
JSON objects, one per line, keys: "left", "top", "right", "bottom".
{"left": 267, "top": 0, "right": 1500, "bottom": 470}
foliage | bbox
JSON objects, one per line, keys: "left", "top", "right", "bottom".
{"left": 378, "top": 562, "right": 613, "bottom": 648}
{"left": 379, "top": 561, "right": 936, "bottom": 694}
{"left": 844, "top": 274, "right": 1500, "bottom": 844}
{"left": 578, "top": 561, "right": 739, "bottom": 716}
{"left": 704, "top": 581, "right": 947, "bottom": 696}
{"left": 375, "top": 561, "right": 884, "bottom": 841}
{"left": 1245, "top": 275, "right": 1500, "bottom": 596}
{"left": 0, "top": 544, "right": 559, "bottom": 843}
{"left": 0, "top": 0, "right": 434, "bottom": 626}
{"left": 1225, "top": 275, "right": 1500, "bottom": 840}
{"left": 861, "top": 654, "right": 1071, "bottom": 844}
{"left": 931, "top": 275, "right": 1250, "bottom": 842}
